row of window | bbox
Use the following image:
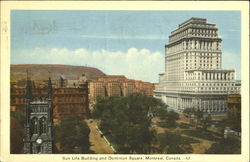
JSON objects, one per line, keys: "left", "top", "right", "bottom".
{"left": 183, "top": 82, "right": 234, "bottom": 86}
{"left": 31, "top": 106, "right": 47, "bottom": 113}
{"left": 186, "top": 60, "right": 219, "bottom": 63}
{"left": 170, "top": 27, "right": 218, "bottom": 41}
{"left": 31, "top": 117, "right": 47, "bottom": 135}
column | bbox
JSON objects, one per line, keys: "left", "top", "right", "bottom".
{"left": 219, "top": 100, "right": 222, "bottom": 112}
{"left": 211, "top": 100, "right": 214, "bottom": 112}
{"left": 183, "top": 99, "right": 185, "bottom": 108}
{"left": 197, "top": 40, "right": 200, "bottom": 49}
{"left": 231, "top": 72, "right": 234, "bottom": 80}
{"left": 203, "top": 100, "right": 206, "bottom": 111}
{"left": 199, "top": 99, "right": 202, "bottom": 110}
{"left": 215, "top": 72, "right": 217, "bottom": 80}
{"left": 212, "top": 41, "right": 216, "bottom": 50}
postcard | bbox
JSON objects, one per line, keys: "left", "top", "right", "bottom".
{"left": 0, "top": 1, "right": 249, "bottom": 162}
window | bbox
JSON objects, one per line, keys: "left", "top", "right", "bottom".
{"left": 40, "top": 117, "right": 47, "bottom": 134}
{"left": 31, "top": 117, "right": 38, "bottom": 135}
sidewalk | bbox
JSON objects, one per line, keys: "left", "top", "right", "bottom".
{"left": 85, "top": 119, "right": 114, "bottom": 154}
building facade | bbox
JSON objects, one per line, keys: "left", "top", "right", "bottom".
{"left": 88, "top": 75, "right": 155, "bottom": 109}
{"left": 23, "top": 77, "right": 53, "bottom": 154}
{"left": 227, "top": 94, "right": 241, "bottom": 131}
{"left": 154, "top": 17, "right": 240, "bottom": 113}
{"left": 11, "top": 77, "right": 89, "bottom": 123}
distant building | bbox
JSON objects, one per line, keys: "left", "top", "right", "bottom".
{"left": 11, "top": 76, "right": 89, "bottom": 123}
{"left": 88, "top": 75, "right": 155, "bottom": 109}
{"left": 154, "top": 17, "right": 240, "bottom": 113}
{"left": 59, "top": 75, "right": 67, "bottom": 87}
{"left": 227, "top": 94, "right": 241, "bottom": 131}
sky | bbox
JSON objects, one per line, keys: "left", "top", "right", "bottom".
{"left": 11, "top": 10, "right": 241, "bottom": 83}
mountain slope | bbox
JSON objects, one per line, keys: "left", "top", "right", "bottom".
{"left": 11, "top": 64, "right": 106, "bottom": 81}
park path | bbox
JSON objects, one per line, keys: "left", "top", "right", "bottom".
{"left": 152, "top": 115, "right": 214, "bottom": 154}
{"left": 85, "top": 119, "right": 114, "bottom": 154}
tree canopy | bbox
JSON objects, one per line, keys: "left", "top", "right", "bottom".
{"left": 10, "top": 111, "right": 25, "bottom": 153}
{"left": 10, "top": 116, "right": 24, "bottom": 153}
{"left": 92, "top": 94, "right": 165, "bottom": 154}
{"left": 156, "top": 131, "right": 199, "bottom": 154}
{"left": 55, "top": 115, "right": 92, "bottom": 154}
{"left": 205, "top": 133, "right": 241, "bottom": 154}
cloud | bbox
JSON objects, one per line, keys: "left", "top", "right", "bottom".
{"left": 80, "top": 34, "right": 166, "bottom": 40}
{"left": 222, "top": 51, "right": 241, "bottom": 80}
{"left": 11, "top": 47, "right": 165, "bottom": 83}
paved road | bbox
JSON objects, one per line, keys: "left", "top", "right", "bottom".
{"left": 85, "top": 119, "right": 114, "bottom": 154}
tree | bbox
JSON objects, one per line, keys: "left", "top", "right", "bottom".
{"left": 165, "top": 111, "right": 180, "bottom": 128}
{"left": 205, "top": 133, "right": 241, "bottom": 154}
{"left": 55, "top": 115, "right": 91, "bottom": 154}
{"left": 10, "top": 111, "right": 25, "bottom": 153}
{"left": 194, "top": 109, "right": 203, "bottom": 128}
{"left": 183, "top": 108, "right": 196, "bottom": 124}
{"left": 92, "top": 94, "right": 164, "bottom": 154}
{"left": 201, "top": 114, "right": 212, "bottom": 131}
{"left": 11, "top": 111, "right": 25, "bottom": 126}
{"left": 156, "top": 131, "right": 198, "bottom": 154}
{"left": 154, "top": 106, "right": 168, "bottom": 120}
{"left": 183, "top": 108, "right": 195, "bottom": 118}
{"left": 10, "top": 117, "right": 24, "bottom": 153}
{"left": 153, "top": 105, "right": 179, "bottom": 128}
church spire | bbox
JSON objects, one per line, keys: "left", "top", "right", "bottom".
{"left": 48, "top": 71, "right": 52, "bottom": 100}
{"left": 26, "top": 69, "right": 32, "bottom": 100}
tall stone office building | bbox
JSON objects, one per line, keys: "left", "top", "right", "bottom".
{"left": 154, "top": 17, "right": 240, "bottom": 113}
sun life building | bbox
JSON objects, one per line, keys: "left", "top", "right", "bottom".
{"left": 154, "top": 17, "right": 240, "bottom": 113}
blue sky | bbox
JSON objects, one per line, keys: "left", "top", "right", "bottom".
{"left": 11, "top": 10, "right": 241, "bottom": 82}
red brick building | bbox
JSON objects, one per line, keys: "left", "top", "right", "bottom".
{"left": 88, "top": 75, "right": 155, "bottom": 109}
{"left": 227, "top": 94, "right": 241, "bottom": 131}
{"left": 11, "top": 82, "right": 89, "bottom": 123}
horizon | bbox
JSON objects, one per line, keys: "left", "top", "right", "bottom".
{"left": 10, "top": 64, "right": 243, "bottom": 83}
{"left": 11, "top": 10, "right": 241, "bottom": 82}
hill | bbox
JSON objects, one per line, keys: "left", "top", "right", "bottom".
{"left": 11, "top": 64, "right": 106, "bottom": 82}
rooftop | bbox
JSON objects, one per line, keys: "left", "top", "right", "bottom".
{"left": 179, "top": 17, "right": 207, "bottom": 28}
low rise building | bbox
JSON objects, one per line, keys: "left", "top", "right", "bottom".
{"left": 11, "top": 78, "right": 89, "bottom": 123}
{"left": 227, "top": 94, "right": 241, "bottom": 131}
{"left": 88, "top": 75, "right": 155, "bottom": 109}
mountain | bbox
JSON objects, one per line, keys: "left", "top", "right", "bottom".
{"left": 11, "top": 64, "right": 106, "bottom": 82}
